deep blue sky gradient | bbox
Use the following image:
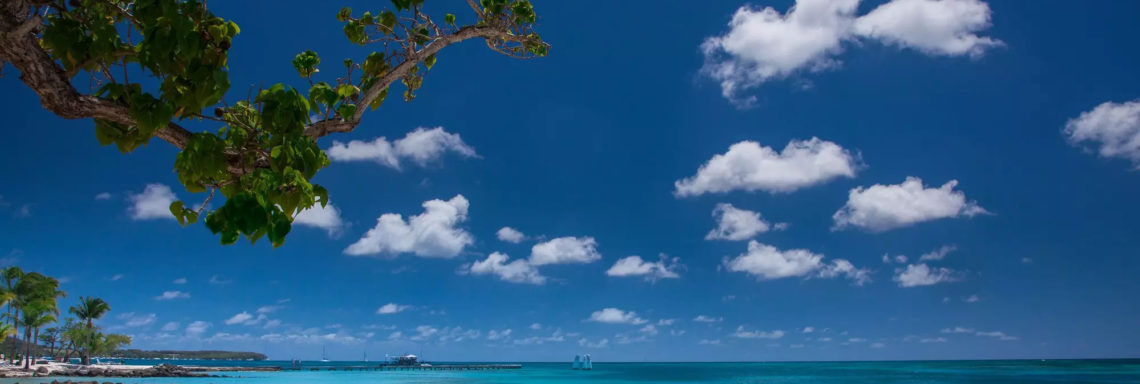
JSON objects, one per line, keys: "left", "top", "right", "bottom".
{"left": 1, "top": 0, "right": 1139, "bottom": 361}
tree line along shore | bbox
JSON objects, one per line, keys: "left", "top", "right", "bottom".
{"left": 0, "top": 266, "right": 266, "bottom": 378}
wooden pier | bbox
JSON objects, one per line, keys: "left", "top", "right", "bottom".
{"left": 285, "top": 364, "right": 522, "bottom": 372}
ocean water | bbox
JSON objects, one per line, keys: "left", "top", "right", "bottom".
{"left": 8, "top": 359, "right": 1140, "bottom": 383}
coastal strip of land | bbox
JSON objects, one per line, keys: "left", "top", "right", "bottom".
{"left": 0, "top": 362, "right": 280, "bottom": 378}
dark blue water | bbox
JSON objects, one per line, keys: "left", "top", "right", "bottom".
{"left": 10, "top": 359, "right": 1140, "bottom": 383}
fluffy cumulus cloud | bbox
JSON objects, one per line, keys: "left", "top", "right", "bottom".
{"left": 345, "top": 195, "right": 473, "bottom": 258}
{"left": 224, "top": 312, "right": 255, "bottom": 325}
{"left": 185, "top": 321, "right": 212, "bottom": 337}
{"left": 464, "top": 252, "right": 546, "bottom": 285}
{"left": 1064, "top": 100, "right": 1140, "bottom": 168}
{"left": 326, "top": 127, "right": 477, "bottom": 169}
{"left": 128, "top": 184, "right": 177, "bottom": 220}
{"left": 706, "top": 203, "right": 780, "bottom": 241}
{"left": 605, "top": 255, "right": 682, "bottom": 281}
{"left": 833, "top": 177, "right": 987, "bottom": 232}
{"left": 377, "top": 303, "right": 411, "bottom": 314}
{"left": 118, "top": 312, "right": 157, "bottom": 327}
{"left": 292, "top": 203, "right": 345, "bottom": 236}
{"left": 894, "top": 263, "right": 958, "bottom": 287}
{"left": 723, "top": 241, "right": 870, "bottom": 284}
{"left": 529, "top": 236, "right": 601, "bottom": 266}
{"left": 919, "top": 245, "right": 957, "bottom": 261}
{"left": 155, "top": 290, "right": 191, "bottom": 300}
{"left": 675, "top": 138, "right": 859, "bottom": 196}
{"left": 853, "top": 0, "right": 1001, "bottom": 56}
{"left": 586, "top": 308, "right": 648, "bottom": 325}
{"left": 701, "top": 0, "right": 999, "bottom": 105}
{"left": 496, "top": 227, "right": 526, "bottom": 243}
{"left": 693, "top": 315, "right": 724, "bottom": 323}
{"left": 732, "top": 326, "right": 786, "bottom": 339}
{"left": 465, "top": 236, "right": 603, "bottom": 285}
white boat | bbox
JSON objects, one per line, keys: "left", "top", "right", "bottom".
{"left": 583, "top": 354, "right": 593, "bottom": 370}
{"left": 572, "top": 355, "right": 581, "bottom": 370}
{"left": 320, "top": 347, "right": 330, "bottom": 362}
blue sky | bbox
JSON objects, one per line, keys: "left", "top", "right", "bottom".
{"left": 2, "top": 0, "right": 1140, "bottom": 362}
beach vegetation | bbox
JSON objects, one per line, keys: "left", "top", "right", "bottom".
{"left": 0, "top": 0, "right": 548, "bottom": 248}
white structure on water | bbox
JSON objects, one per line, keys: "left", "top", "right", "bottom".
{"left": 572, "top": 354, "right": 593, "bottom": 370}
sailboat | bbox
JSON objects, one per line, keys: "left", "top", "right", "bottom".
{"left": 583, "top": 354, "right": 593, "bottom": 370}
{"left": 320, "top": 347, "right": 330, "bottom": 362}
{"left": 572, "top": 355, "right": 581, "bottom": 370}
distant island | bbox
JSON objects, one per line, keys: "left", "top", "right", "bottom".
{"left": 109, "top": 349, "right": 268, "bottom": 361}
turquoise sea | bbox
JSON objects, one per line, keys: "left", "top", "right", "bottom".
{"left": 8, "top": 359, "right": 1140, "bottom": 383}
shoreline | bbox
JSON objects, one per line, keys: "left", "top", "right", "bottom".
{"left": 0, "top": 362, "right": 280, "bottom": 378}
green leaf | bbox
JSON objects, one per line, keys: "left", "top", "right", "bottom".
{"left": 291, "top": 50, "right": 320, "bottom": 78}
{"left": 444, "top": 13, "right": 456, "bottom": 26}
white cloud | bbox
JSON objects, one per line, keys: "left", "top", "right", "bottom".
{"left": 693, "top": 315, "right": 723, "bottom": 323}
{"left": 109, "top": 274, "right": 124, "bottom": 281}
{"left": 155, "top": 290, "right": 191, "bottom": 300}
{"left": 853, "top": 0, "right": 1001, "bottom": 56}
{"left": 586, "top": 308, "right": 648, "bottom": 325}
{"left": 185, "top": 321, "right": 212, "bottom": 337}
{"left": 224, "top": 312, "right": 255, "bottom": 325}
{"left": 701, "top": 0, "right": 999, "bottom": 105}
{"left": 578, "top": 338, "right": 610, "bottom": 349}
{"left": 919, "top": 245, "right": 957, "bottom": 261}
{"left": 465, "top": 252, "right": 546, "bottom": 285}
{"left": 161, "top": 322, "right": 180, "bottom": 332}
{"left": 733, "top": 326, "right": 785, "bottom": 339}
{"left": 377, "top": 303, "right": 411, "bottom": 314}
{"left": 529, "top": 236, "right": 601, "bottom": 266}
{"left": 514, "top": 329, "right": 567, "bottom": 345}
{"left": 345, "top": 195, "right": 473, "bottom": 258}
{"left": 95, "top": 192, "right": 112, "bottom": 200}
{"left": 209, "top": 275, "right": 232, "bottom": 285}
{"left": 118, "top": 312, "right": 157, "bottom": 327}
{"left": 605, "top": 255, "right": 681, "bottom": 281}
{"left": 1064, "top": 100, "right": 1140, "bottom": 169}
{"left": 802, "top": 326, "right": 815, "bottom": 333}
{"left": 699, "top": 339, "right": 722, "bottom": 345}
{"left": 487, "top": 329, "right": 513, "bottom": 341}
{"left": 920, "top": 337, "right": 948, "bottom": 343}
{"left": 128, "top": 184, "right": 177, "bottom": 220}
{"left": 723, "top": 241, "right": 870, "bottom": 284}
{"left": 257, "top": 305, "right": 284, "bottom": 314}
{"left": 941, "top": 326, "right": 975, "bottom": 334}
{"left": 676, "top": 138, "right": 859, "bottom": 196}
{"left": 894, "top": 263, "right": 958, "bottom": 287}
{"left": 976, "top": 331, "right": 1018, "bottom": 341}
{"left": 816, "top": 259, "right": 873, "bottom": 286}
{"left": 638, "top": 324, "right": 658, "bottom": 335}
{"left": 529, "top": 323, "right": 542, "bottom": 330}
{"left": 326, "top": 127, "right": 477, "bottom": 170}
{"left": 706, "top": 203, "right": 779, "bottom": 241}
{"left": 496, "top": 227, "right": 526, "bottom": 243}
{"left": 172, "top": 278, "right": 187, "bottom": 285}
{"left": 293, "top": 203, "right": 345, "bottom": 236}
{"left": 833, "top": 177, "right": 987, "bottom": 232}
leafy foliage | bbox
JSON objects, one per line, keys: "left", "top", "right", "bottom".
{"left": 27, "top": 0, "right": 548, "bottom": 247}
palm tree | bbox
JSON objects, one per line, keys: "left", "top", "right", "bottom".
{"left": 69, "top": 297, "right": 109, "bottom": 365}
{"left": 2, "top": 266, "right": 23, "bottom": 355}
{"left": 19, "top": 304, "right": 55, "bottom": 369}
{"left": 10, "top": 273, "right": 64, "bottom": 367}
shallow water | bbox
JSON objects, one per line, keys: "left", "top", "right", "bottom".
{"left": 8, "top": 359, "right": 1140, "bottom": 383}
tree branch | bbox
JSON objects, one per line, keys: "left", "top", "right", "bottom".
{"left": 1, "top": 2, "right": 193, "bottom": 149}
{"left": 303, "top": 25, "right": 526, "bottom": 139}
